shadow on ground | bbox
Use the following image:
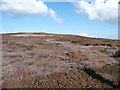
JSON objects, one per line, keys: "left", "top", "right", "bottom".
{"left": 82, "top": 67, "right": 120, "bottom": 88}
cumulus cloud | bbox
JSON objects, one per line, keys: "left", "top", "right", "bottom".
{"left": 0, "top": 0, "right": 63, "bottom": 23}
{"left": 74, "top": 0, "right": 119, "bottom": 23}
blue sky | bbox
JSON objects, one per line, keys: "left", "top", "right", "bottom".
{"left": 1, "top": 0, "right": 119, "bottom": 39}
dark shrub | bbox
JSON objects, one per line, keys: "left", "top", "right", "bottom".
{"left": 71, "top": 40, "right": 81, "bottom": 43}
{"left": 107, "top": 44, "right": 111, "bottom": 47}
{"left": 101, "top": 44, "right": 106, "bottom": 46}
{"left": 112, "top": 50, "right": 120, "bottom": 58}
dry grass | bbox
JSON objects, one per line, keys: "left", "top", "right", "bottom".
{"left": 2, "top": 33, "right": 119, "bottom": 88}
{"left": 32, "top": 44, "right": 45, "bottom": 50}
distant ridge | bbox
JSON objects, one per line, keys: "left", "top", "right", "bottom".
{"left": 1, "top": 32, "right": 119, "bottom": 41}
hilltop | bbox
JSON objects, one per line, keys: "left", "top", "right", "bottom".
{"left": 2, "top": 33, "right": 120, "bottom": 88}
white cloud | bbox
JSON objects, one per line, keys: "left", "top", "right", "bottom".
{"left": 80, "top": 33, "right": 88, "bottom": 37}
{"left": 0, "top": 0, "right": 63, "bottom": 23}
{"left": 80, "top": 33, "right": 96, "bottom": 37}
{"left": 74, "top": 0, "right": 119, "bottom": 23}
{"left": 49, "top": 9, "right": 63, "bottom": 24}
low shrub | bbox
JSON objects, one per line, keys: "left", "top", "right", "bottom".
{"left": 71, "top": 40, "right": 81, "bottom": 44}
{"left": 112, "top": 50, "right": 120, "bottom": 58}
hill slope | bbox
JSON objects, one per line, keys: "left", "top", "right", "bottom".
{"left": 2, "top": 33, "right": 120, "bottom": 88}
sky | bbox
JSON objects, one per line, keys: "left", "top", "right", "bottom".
{"left": 0, "top": 0, "right": 119, "bottom": 39}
